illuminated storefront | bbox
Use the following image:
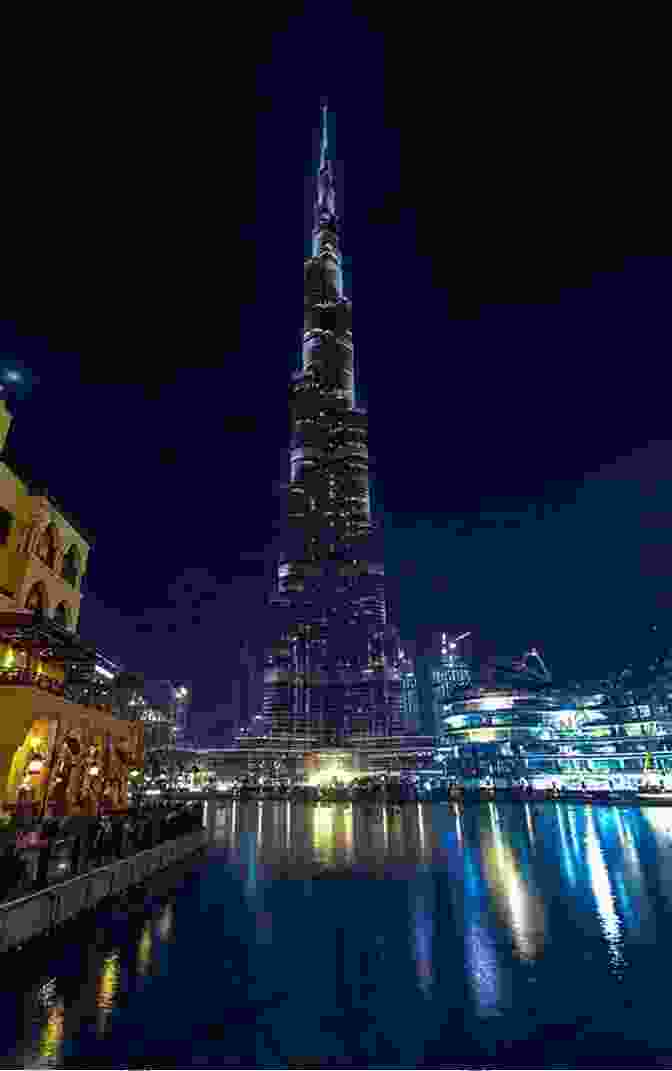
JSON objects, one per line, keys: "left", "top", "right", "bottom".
{"left": 440, "top": 686, "right": 672, "bottom": 781}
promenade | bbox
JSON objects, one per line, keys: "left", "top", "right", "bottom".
{"left": 0, "top": 800, "right": 205, "bottom": 950}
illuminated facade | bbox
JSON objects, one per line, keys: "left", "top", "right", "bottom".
{"left": 263, "top": 106, "right": 403, "bottom": 745}
{"left": 0, "top": 398, "right": 89, "bottom": 630}
{"left": 430, "top": 631, "right": 472, "bottom": 737}
{"left": 398, "top": 646, "right": 420, "bottom": 733}
{"left": 0, "top": 396, "right": 143, "bottom": 814}
{"left": 439, "top": 682, "right": 672, "bottom": 782}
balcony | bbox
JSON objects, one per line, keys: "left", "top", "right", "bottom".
{"left": 0, "top": 668, "right": 112, "bottom": 713}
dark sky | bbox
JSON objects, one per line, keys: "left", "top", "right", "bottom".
{"left": 1, "top": 14, "right": 669, "bottom": 735}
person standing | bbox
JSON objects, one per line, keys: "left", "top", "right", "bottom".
{"left": 70, "top": 831, "right": 82, "bottom": 875}
{"left": 34, "top": 820, "right": 58, "bottom": 890}
{"left": 111, "top": 818, "right": 124, "bottom": 858}
{"left": 91, "top": 818, "right": 105, "bottom": 867}
{"left": 0, "top": 844, "right": 26, "bottom": 901}
{"left": 84, "top": 817, "right": 99, "bottom": 870}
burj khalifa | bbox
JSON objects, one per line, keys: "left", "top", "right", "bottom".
{"left": 263, "top": 105, "right": 404, "bottom": 747}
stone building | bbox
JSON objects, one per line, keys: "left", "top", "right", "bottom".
{"left": 0, "top": 395, "right": 143, "bottom": 815}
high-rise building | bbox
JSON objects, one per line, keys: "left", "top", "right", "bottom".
{"left": 263, "top": 106, "right": 403, "bottom": 747}
{"left": 430, "top": 631, "right": 472, "bottom": 738}
{"left": 398, "top": 646, "right": 420, "bottom": 734}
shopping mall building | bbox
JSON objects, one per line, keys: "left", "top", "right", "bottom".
{"left": 437, "top": 684, "right": 672, "bottom": 786}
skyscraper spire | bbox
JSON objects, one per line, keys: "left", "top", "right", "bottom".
{"left": 315, "top": 101, "right": 337, "bottom": 243}
{"left": 319, "top": 100, "right": 329, "bottom": 171}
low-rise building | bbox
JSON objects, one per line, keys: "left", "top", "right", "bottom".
{"left": 0, "top": 395, "right": 143, "bottom": 815}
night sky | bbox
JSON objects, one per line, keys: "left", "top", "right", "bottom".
{"left": 1, "top": 14, "right": 669, "bottom": 738}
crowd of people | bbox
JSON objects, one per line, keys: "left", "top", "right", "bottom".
{"left": 0, "top": 800, "right": 204, "bottom": 904}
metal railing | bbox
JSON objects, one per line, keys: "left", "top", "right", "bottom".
{"left": 0, "top": 827, "right": 205, "bottom": 951}
{"left": 0, "top": 805, "right": 205, "bottom": 909}
{"left": 0, "top": 668, "right": 112, "bottom": 711}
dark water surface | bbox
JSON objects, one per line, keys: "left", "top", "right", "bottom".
{"left": 2, "top": 800, "right": 672, "bottom": 1068}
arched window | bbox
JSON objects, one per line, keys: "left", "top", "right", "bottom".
{"left": 62, "top": 544, "right": 80, "bottom": 587}
{"left": 36, "top": 524, "right": 57, "bottom": 569}
{"left": 54, "top": 602, "right": 70, "bottom": 628}
{"left": 25, "top": 583, "right": 46, "bottom": 613}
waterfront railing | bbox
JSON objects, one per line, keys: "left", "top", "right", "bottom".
{"left": 0, "top": 802, "right": 204, "bottom": 908}
{"left": 0, "top": 827, "right": 206, "bottom": 952}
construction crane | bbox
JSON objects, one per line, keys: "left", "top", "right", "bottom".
{"left": 442, "top": 631, "right": 471, "bottom": 652}
{"left": 515, "top": 648, "right": 551, "bottom": 682}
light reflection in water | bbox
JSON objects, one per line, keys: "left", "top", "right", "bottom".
{"left": 524, "top": 803, "right": 536, "bottom": 852}
{"left": 157, "top": 901, "right": 174, "bottom": 942}
{"left": 567, "top": 806, "right": 581, "bottom": 858}
{"left": 460, "top": 825, "right": 502, "bottom": 1018}
{"left": 412, "top": 886, "right": 434, "bottom": 996}
{"left": 17, "top": 800, "right": 672, "bottom": 1064}
{"left": 454, "top": 802, "right": 462, "bottom": 847}
{"left": 23, "top": 978, "right": 66, "bottom": 1069}
{"left": 39, "top": 999, "right": 64, "bottom": 1064}
{"left": 97, "top": 949, "right": 121, "bottom": 1036}
{"left": 484, "top": 802, "right": 545, "bottom": 963}
{"left": 465, "top": 920, "right": 500, "bottom": 1018}
{"left": 642, "top": 806, "right": 672, "bottom": 917}
{"left": 137, "top": 920, "right": 153, "bottom": 977}
{"left": 584, "top": 808, "right": 625, "bottom": 972}
{"left": 556, "top": 804, "right": 577, "bottom": 888}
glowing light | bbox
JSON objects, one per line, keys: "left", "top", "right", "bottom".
{"left": 97, "top": 949, "right": 121, "bottom": 1037}
{"left": 555, "top": 804, "right": 576, "bottom": 887}
{"left": 313, "top": 804, "right": 335, "bottom": 862}
{"left": 137, "top": 923, "right": 152, "bottom": 976}
{"left": 95, "top": 664, "right": 115, "bottom": 679}
{"left": 465, "top": 921, "right": 501, "bottom": 1018}
{"left": 485, "top": 803, "right": 545, "bottom": 962}
{"left": 39, "top": 998, "right": 65, "bottom": 1060}
{"left": 584, "top": 810, "right": 625, "bottom": 970}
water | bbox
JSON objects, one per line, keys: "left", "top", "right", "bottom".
{"left": 2, "top": 800, "right": 672, "bottom": 1068}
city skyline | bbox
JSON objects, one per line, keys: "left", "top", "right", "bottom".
{"left": 1, "top": 25, "right": 670, "bottom": 736}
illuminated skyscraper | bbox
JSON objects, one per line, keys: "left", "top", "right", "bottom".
{"left": 263, "top": 105, "right": 402, "bottom": 746}
{"left": 431, "top": 631, "right": 472, "bottom": 737}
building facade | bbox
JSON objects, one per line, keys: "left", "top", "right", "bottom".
{"left": 0, "top": 394, "right": 143, "bottom": 815}
{"left": 429, "top": 631, "right": 472, "bottom": 738}
{"left": 263, "top": 107, "right": 403, "bottom": 747}
{"left": 438, "top": 679, "right": 672, "bottom": 784}
{"left": 0, "top": 398, "right": 89, "bottom": 631}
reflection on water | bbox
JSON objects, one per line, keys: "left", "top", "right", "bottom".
{"left": 137, "top": 921, "right": 152, "bottom": 977}
{"left": 6, "top": 802, "right": 672, "bottom": 1068}
{"left": 482, "top": 801, "right": 546, "bottom": 963}
{"left": 97, "top": 950, "right": 121, "bottom": 1037}
{"left": 584, "top": 809, "right": 625, "bottom": 974}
